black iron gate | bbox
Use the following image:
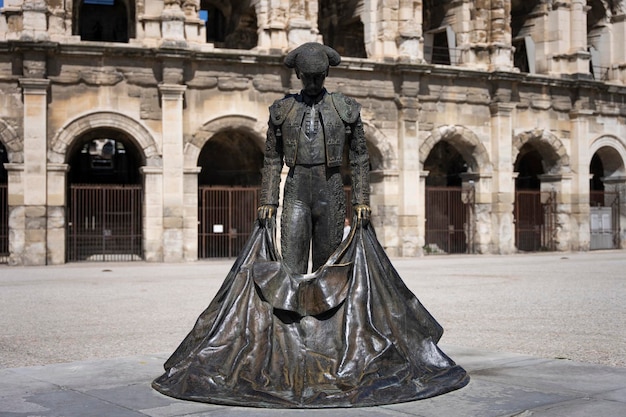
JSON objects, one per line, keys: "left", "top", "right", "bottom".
{"left": 514, "top": 190, "right": 556, "bottom": 252}
{"left": 0, "top": 184, "right": 8, "bottom": 263}
{"left": 198, "top": 186, "right": 260, "bottom": 258}
{"left": 590, "top": 191, "right": 620, "bottom": 250}
{"left": 425, "top": 186, "right": 474, "bottom": 254}
{"left": 67, "top": 184, "right": 143, "bottom": 262}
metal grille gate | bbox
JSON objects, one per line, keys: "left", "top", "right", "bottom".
{"left": 425, "top": 186, "right": 474, "bottom": 254}
{"left": 198, "top": 186, "right": 260, "bottom": 258}
{"left": 514, "top": 190, "right": 556, "bottom": 252}
{"left": 590, "top": 191, "right": 620, "bottom": 250}
{"left": 67, "top": 184, "right": 143, "bottom": 262}
{"left": 0, "top": 184, "right": 8, "bottom": 263}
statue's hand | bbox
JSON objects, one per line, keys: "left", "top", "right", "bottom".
{"left": 257, "top": 204, "right": 277, "bottom": 220}
{"left": 354, "top": 204, "right": 371, "bottom": 225}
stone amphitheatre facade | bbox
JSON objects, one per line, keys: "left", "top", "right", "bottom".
{"left": 0, "top": 0, "right": 625, "bottom": 265}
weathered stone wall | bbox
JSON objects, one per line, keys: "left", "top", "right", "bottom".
{"left": 0, "top": 0, "right": 625, "bottom": 264}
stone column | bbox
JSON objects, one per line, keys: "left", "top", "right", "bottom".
{"left": 489, "top": 101, "right": 516, "bottom": 254}
{"left": 183, "top": 167, "right": 201, "bottom": 260}
{"left": 21, "top": 0, "right": 49, "bottom": 41}
{"left": 418, "top": 171, "right": 428, "bottom": 254}
{"left": 286, "top": 0, "right": 319, "bottom": 48}
{"left": 47, "top": 163, "right": 68, "bottom": 265}
{"left": 489, "top": 0, "right": 513, "bottom": 70}
{"left": 159, "top": 83, "right": 187, "bottom": 262}
{"left": 5, "top": 163, "right": 25, "bottom": 266}
{"left": 539, "top": 173, "right": 572, "bottom": 252}
{"left": 548, "top": 1, "right": 590, "bottom": 75}
{"left": 161, "top": 0, "right": 187, "bottom": 47}
{"left": 461, "top": 172, "right": 493, "bottom": 254}
{"left": 569, "top": 109, "right": 593, "bottom": 251}
{"left": 396, "top": 0, "right": 422, "bottom": 63}
{"left": 141, "top": 166, "right": 164, "bottom": 262}
{"left": 19, "top": 78, "right": 49, "bottom": 265}
{"left": 257, "top": 0, "right": 289, "bottom": 51}
{"left": 397, "top": 94, "right": 421, "bottom": 256}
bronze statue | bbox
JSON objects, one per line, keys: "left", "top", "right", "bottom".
{"left": 153, "top": 43, "right": 469, "bottom": 408}
{"left": 257, "top": 42, "right": 371, "bottom": 273}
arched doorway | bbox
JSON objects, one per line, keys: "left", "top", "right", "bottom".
{"left": 0, "top": 142, "right": 8, "bottom": 263}
{"left": 66, "top": 129, "right": 143, "bottom": 261}
{"left": 513, "top": 142, "right": 556, "bottom": 251}
{"left": 319, "top": 0, "right": 367, "bottom": 58}
{"left": 197, "top": 129, "right": 263, "bottom": 258}
{"left": 423, "top": 140, "right": 472, "bottom": 254}
{"left": 74, "top": 0, "right": 135, "bottom": 43}
{"left": 199, "top": 1, "right": 258, "bottom": 49}
{"left": 589, "top": 146, "right": 623, "bottom": 249}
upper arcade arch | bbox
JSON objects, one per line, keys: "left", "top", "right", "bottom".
{"left": 49, "top": 111, "right": 159, "bottom": 167}
{"left": 74, "top": 0, "right": 136, "bottom": 43}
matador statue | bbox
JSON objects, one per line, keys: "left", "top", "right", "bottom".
{"left": 153, "top": 42, "right": 469, "bottom": 409}
{"left": 257, "top": 42, "right": 371, "bottom": 273}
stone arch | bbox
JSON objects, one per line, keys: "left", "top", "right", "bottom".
{"left": 0, "top": 119, "right": 22, "bottom": 163}
{"left": 362, "top": 121, "right": 396, "bottom": 171}
{"left": 419, "top": 125, "right": 492, "bottom": 173}
{"left": 589, "top": 134, "right": 626, "bottom": 177}
{"left": 512, "top": 128, "right": 569, "bottom": 174}
{"left": 185, "top": 114, "right": 266, "bottom": 169}
{"left": 49, "top": 111, "right": 160, "bottom": 166}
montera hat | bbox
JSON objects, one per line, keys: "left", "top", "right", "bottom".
{"left": 284, "top": 42, "right": 341, "bottom": 74}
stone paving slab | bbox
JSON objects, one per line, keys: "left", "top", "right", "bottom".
{"left": 1, "top": 346, "right": 625, "bottom": 417}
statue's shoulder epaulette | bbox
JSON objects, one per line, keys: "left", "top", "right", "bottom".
{"left": 331, "top": 92, "right": 361, "bottom": 124}
{"left": 269, "top": 95, "right": 297, "bottom": 126}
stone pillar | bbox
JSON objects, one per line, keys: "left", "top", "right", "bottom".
{"left": 548, "top": 1, "right": 590, "bottom": 75}
{"left": 569, "top": 110, "right": 593, "bottom": 251}
{"left": 141, "top": 166, "right": 164, "bottom": 262}
{"left": 47, "top": 163, "right": 68, "bottom": 265}
{"left": 396, "top": 0, "right": 422, "bottom": 63}
{"left": 462, "top": 172, "right": 493, "bottom": 254}
{"left": 183, "top": 167, "right": 201, "bottom": 260}
{"left": 182, "top": 0, "right": 206, "bottom": 44}
{"left": 539, "top": 173, "right": 572, "bottom": 252}
{"left": 374, "top": 0, "right": 399, "bottom": 59}
{"left": 159, "top": 83, "right": 186, "bottom": 262}
{"left": 397, "top": 95, "right": 421, "bottom": 256}
{"left": 19, "top": 78, "right": 49, "bottom": 265}
{"left": 161, "top": 0, "right": 187, "bottom": 47}
{"left": 370, "top": 169, "right": 400, "bottom": 256}
{"left": 570, "top": 0, "right": 586, "bottom": 52}
{"left": 5, "top": 163, "right": 25, "bottom": 266}
{"left": 286, "top": 0, "right": 320, "bottom": 48}
{"left": 21, "top": 0, "right": 49, "bottom": 41}
{"left": 489, "top": 0, "right": 513, "bottom": 70}
{"left": 489, "top": 101, "right": 516, "bottom": 254}
{"left": 257, "top": 0, "right": 289, "bottom": 52}
{"left": 418, "top": 171, "right": 428, "bottom": 254}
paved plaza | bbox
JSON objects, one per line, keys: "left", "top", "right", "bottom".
{"left": 1, "top": 251, "right": 625, "bottom": 416}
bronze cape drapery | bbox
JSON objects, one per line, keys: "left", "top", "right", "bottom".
{"left": 153, "top": 219, "right": 469, "bottom": 408}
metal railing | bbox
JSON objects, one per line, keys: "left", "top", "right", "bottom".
{"left": 0, "top": 183, "right": 8, "bottom": 263}
{"left": 514, "top": 190, "right": 556, "bottom": 252}
{"left": 425, "top": 186, "right": 475, "bottom": 254}
{"left": 198, "top": 186, "right": 261, "bottom": 258}
{"left": 67, "top": 184, "right": 143, "bottom": 262}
